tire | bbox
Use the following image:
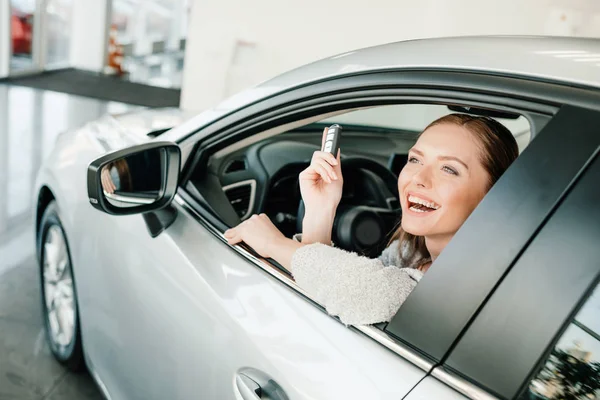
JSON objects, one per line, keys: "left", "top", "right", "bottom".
{"left": 37, "top": 201, "right": 85, "bottom": 372}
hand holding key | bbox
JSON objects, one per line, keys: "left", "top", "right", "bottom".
{"left": 299, "top": 126, "right": 343, "bottom": 215}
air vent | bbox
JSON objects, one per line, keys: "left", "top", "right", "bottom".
{"left": 224, "top": 159, "right": 247, "bottom": 173}
{"left": 223, "top": 180, "right": 256, "bottom": 220}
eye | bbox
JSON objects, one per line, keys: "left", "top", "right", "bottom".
{"left": 408, "top": 156, "right": 421, "bottom": 164}
{"left": 442, "top": 165, "right": 458, "bottom": 175}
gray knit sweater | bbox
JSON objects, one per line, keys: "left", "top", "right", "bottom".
{"left": 291, "top": 238, "right": 424, "bottom": 326}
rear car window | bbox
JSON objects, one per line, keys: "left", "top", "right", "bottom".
{"left": 521, "top": 283, "right": 600, "bottom": 399}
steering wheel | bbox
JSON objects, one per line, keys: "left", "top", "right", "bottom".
{"left": 297, "top": 156, "right": 402, "bottom": 258}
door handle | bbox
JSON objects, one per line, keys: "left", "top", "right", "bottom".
{"left": 234, "top": 369, "right": 289, "bottom": 400}
{"left": 236, "top": 373, "right": 262, "bottom": 400}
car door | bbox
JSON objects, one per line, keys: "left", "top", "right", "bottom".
{"left": 84, "top": 71, "right": 599, "bottom": 400}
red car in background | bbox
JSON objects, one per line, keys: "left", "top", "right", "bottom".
{"left": 11, "top": 9, "right": 33, "bottom": 55}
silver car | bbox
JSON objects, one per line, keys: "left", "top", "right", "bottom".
{"left": 34, "top": 36, "right": 600, "bottom": 400}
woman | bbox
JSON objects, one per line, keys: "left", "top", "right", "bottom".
{"left": 225, "top": 113, "right": 519, "bottom": 326}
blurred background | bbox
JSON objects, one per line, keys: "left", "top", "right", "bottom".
{"left": 0, "top": 0, "right": 599, "bottom": 398}
{"left": 1, "top": 0, "right": 600, "bottom": 110}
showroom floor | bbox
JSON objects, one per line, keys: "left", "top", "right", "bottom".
{"left": 0, "top": 84, "right": 137, "bottom": 399}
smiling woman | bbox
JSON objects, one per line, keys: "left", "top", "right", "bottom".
{"left": 225, "top": 111, "right": 520, "bottom": 325}
{"left": 392, "top": 114, "right": 520, "bottom": 271}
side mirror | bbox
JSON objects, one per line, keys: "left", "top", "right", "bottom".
{"left": 87, "top": 142, "right": 180, "bottom": 215}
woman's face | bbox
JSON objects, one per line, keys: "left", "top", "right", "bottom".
{"left": 398, "top": 123, "right": 491, "bottom": 241}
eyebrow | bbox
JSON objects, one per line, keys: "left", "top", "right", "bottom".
{"left": 409, "top": 148, "right": 469, "bottom": 170}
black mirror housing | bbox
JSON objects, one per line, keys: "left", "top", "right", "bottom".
{"left": 87, "top": 141, "right": 181, "bottom": 216}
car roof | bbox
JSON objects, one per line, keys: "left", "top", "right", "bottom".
{"left": 221, "top": 36, "right": 599, "bottom": 109}
{"left": 264, "top": 36, "right": 600, "bottom": 90}
{"left": 166, "top": 36, "right": 600, "bottom": 143}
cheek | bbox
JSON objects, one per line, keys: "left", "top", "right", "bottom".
{"left": 397, "top": 169, "right": 411, "bottom": 194}
{"left": 438, "top": 180, "right": 486, "bottom": 218}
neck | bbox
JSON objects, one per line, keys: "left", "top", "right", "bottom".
{"left": 424, "top": 235, "right": 452, "bottom": 262}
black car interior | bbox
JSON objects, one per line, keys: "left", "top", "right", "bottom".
{"left": 187, "top": 105, "right": 528, "bottom": 259}
{"left": 200, "top": 123, "right": 418, "bottom": 257}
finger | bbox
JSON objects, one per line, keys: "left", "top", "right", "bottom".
{"left": 224, "top": 228, "right": 235, "bottom": 238}
{"left": 313, "top": 164, "right": 332, "bottom": 183}
{"left": 312, "top": 151, "right": 338, "bottom": 166}
{"left": 299, "top": 168, "right": 322, "bottom": 183}
{"left": 226, "top": 233, "right": 242, "bottom": 245}
{"left": 224, "top": 229, "right": 242, "bottom": 244}
{"left": 313, "top": 158, "right": 338, "bottom": 180}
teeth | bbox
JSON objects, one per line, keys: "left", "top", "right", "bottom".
{"left": 409, "top": 206, "right": 427, "bottom": 213}
{"left": 408, "top": 195, "right": 440, "bottom": 210}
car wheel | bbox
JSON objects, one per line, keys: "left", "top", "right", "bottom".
{"left": 37, "top": 201, "right": 85, "bottom": 371}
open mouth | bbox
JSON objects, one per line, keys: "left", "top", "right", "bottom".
{"left": 408, "top": 195, "right": 440, "bottom": 213}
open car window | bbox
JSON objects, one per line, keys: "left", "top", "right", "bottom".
{"left": 207, "top": 103, "right": 533, "bottom": 254}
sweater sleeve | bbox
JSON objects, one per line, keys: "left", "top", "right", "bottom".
{"left": 291, "top": 243, "right": 423, "bottom": 326}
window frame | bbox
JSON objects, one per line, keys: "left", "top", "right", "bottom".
{"left": 172, "top": 69, "right": 600, "bottom": 398}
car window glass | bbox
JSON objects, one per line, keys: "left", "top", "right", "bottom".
{"left": 521, "top": 283, "right": 600, "bottom": 400}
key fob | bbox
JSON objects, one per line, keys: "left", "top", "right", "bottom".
{"left": 322, "top": 124, "right": 342, "bottom": 155}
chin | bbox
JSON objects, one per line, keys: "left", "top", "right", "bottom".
{"left": 400, "top": 219, "right": 430, "bottom": 237}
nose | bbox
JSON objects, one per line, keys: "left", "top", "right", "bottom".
{"left": 412, "top": 164, "right": 433, "bottom": 188}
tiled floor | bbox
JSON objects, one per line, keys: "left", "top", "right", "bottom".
{"left": 0, "top": 84, "right": 137, "bottom": 400}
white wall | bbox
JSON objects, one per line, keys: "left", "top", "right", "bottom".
{"left": 180, "top": 0, "right": 600, "bottom": 111}
{"left": 69, "top": 0, "right": 111, "bottom": 72}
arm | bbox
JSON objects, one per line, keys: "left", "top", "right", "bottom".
{"left": 224, "top": 215, "right": 420, "bottom": 325}
{"left": 291, "top": 243, "right": 422, "bottom": 326}
{"left": 298, "top": 129, "right": 343, "bottom": 246}
{"left": 301, "top": 205, "right": 337, "bottom": 245}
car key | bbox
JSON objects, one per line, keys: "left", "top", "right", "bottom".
{"left": 322, "top": 124, "right": 342, "bottom": 155}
